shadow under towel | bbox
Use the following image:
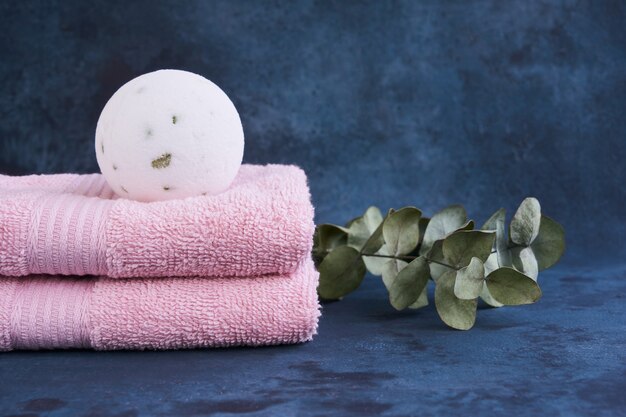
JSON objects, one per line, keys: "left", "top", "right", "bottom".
{"left": 0, "top": 259, "right": 320, "bottom": 351}
{"left": 0, "top": 164, "right": 315, "bottom": 279}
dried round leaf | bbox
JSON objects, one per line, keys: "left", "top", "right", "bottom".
{"left": 485, "top": 267, "right": 542, "bottom": 305}
{"left": 317, "top": 246, "right": 367, "bottom": 300}
{"left": 435, "top": 270, "right": 478, "bottom": 330}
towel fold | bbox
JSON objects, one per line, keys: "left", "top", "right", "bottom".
{"left": 0, "top": 259, "right": 320, "bottom": 351}
{"left": 0, "top": 164, "right": 315, "bottom": 278}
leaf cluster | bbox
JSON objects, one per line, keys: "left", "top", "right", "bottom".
{"left": 313, "top": 198, "right": 565, "bottom": 330}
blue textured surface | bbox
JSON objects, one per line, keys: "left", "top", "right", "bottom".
{"left": 0, "top": 1, "right": 625, "bottom": 416}
{"left": 1, "top": 266, "right": 625, "bottom": 416}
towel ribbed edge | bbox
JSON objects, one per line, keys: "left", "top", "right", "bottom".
{"left": 8, "top": 277, "right": 94, "bottom": 350}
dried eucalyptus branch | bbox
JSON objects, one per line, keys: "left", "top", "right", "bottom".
{"left": 313, "top": 198, "right": 565, "bottom": 330}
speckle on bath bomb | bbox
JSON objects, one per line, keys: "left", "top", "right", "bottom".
{"left": 95, "top": 69, "right": 245, "bottom": 202}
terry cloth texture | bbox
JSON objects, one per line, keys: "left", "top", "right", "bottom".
{"left": 0, "top": 259, "right": 320, "bottom": 351}
{"left": 0, "top": 164, "right": 315, "bottom": 278}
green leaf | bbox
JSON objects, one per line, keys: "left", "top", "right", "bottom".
{"left": 511, "top": 246, "right": 539, "bottom": 280}
{"left": 362, "top": 244, "right": 389, "bottom": 276}
{"left": 317, "top": 246, "right": 367, "bottom": 300}
{"left": 435, "top": 270, "right": 477, "bottom": 330}
{"left": 381, "top": 258, "right": 408, "bottom": 291}
{"left": 423, "top": 218, "right": 475, "bottom": 281}
{"left": 483, "top": 252, "right": 498, "bottom": 275}
{"left": 420, "top": 205, "right": 467, "bottom": 256}
{"left": 362, "top": 222, "right": 386, "bottom": 254}
{"left": 389, "top": 256, "right": 430, "bottom": 310}
{"left": 479, "top": 209, "right": 512, "bottom": 307}
{"left": 531, "top": 214, "right": 565, "bottom": 270}
{"left": 315, "top": 224, "right": 348, "bottom": 248}
{"left": 383, "top": 207, "right": 422, "bottom": 256}
{"left": 442, "top": 230, "right": 496, "bottom": 267}
{"left": 510, "top": 197, "right": 541, "bottom": 246}
{"left": 408, "top": 286, "right": 429, "bottom": 309}
{"left": 482, "top": 208, "right": 511, "bottom": 267}
{"left": 347, "top": 206, "right": 384, "bottom": 251}
{"left": 363, "top": 256, "right": 387, "bottom": 276}
{"left": 417, "top": 217, "right": 430, "bottom": 246}
{"left": 480, "top": 284, "right": 504, "bottom": 308}
{"left": 313, "top": 224, "right": 349, "bottom": 265}
{"left": 485, "top": 267, "right": 542, "bottom": 305}
{"left": 480, "top": 253, "right": 504, "bottom": 307}
{"left": 426, "top": 239, "right": 453, "bottom": 281}
{"left": 456, "top": 219, "right": 476, "bottom": 232}
{"left": 454, "top": 257, "right": 485, "bottom": 300}
{"left": 482, "top": 208, "right": 503, "bottom": 231}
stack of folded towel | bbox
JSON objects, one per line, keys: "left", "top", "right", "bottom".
{"left": 0, "top": 164, "right": 320, "bottom": 351}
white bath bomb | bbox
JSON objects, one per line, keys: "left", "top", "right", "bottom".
{"left": 95, "top": 69, "right": 244, "bottom": 202}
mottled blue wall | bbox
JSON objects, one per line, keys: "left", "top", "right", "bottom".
{"left": 1, "top": 0, "right": 624, "bottom": 265}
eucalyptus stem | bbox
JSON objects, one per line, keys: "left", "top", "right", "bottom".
{"left": 361, "top": 252, "right": 460, "bottom": 271}
{"left": 321, "top": 247, "right": 501, "bottom": 272}
{"left": 314, "top": 199, "right": 565, "bottom": 330}
{"left": 360, "top": 253, "right": 415, "bottom": 262}
{"left": 313, "top": 197, "right": 565, "bottom": 330}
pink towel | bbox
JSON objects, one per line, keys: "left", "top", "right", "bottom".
{"left": 0, "top": 164, "right": 314, "bottom": 278}
{"left": 0, "top": 259, "right": 320, "bottom": 351}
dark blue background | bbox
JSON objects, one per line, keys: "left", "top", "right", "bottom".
{"left": 0, "top": 1, "right": 624, "bottom": 416}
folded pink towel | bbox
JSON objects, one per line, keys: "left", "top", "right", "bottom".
{"left": 0, "top": 259, "right": 320, "bottom": 351}
{"left": 0, "top": 164, "right": 314, "bottom": 278}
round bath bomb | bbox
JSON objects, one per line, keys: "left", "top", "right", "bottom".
{"left": 95, "top": 69, "right": 244, "bottom": 202}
